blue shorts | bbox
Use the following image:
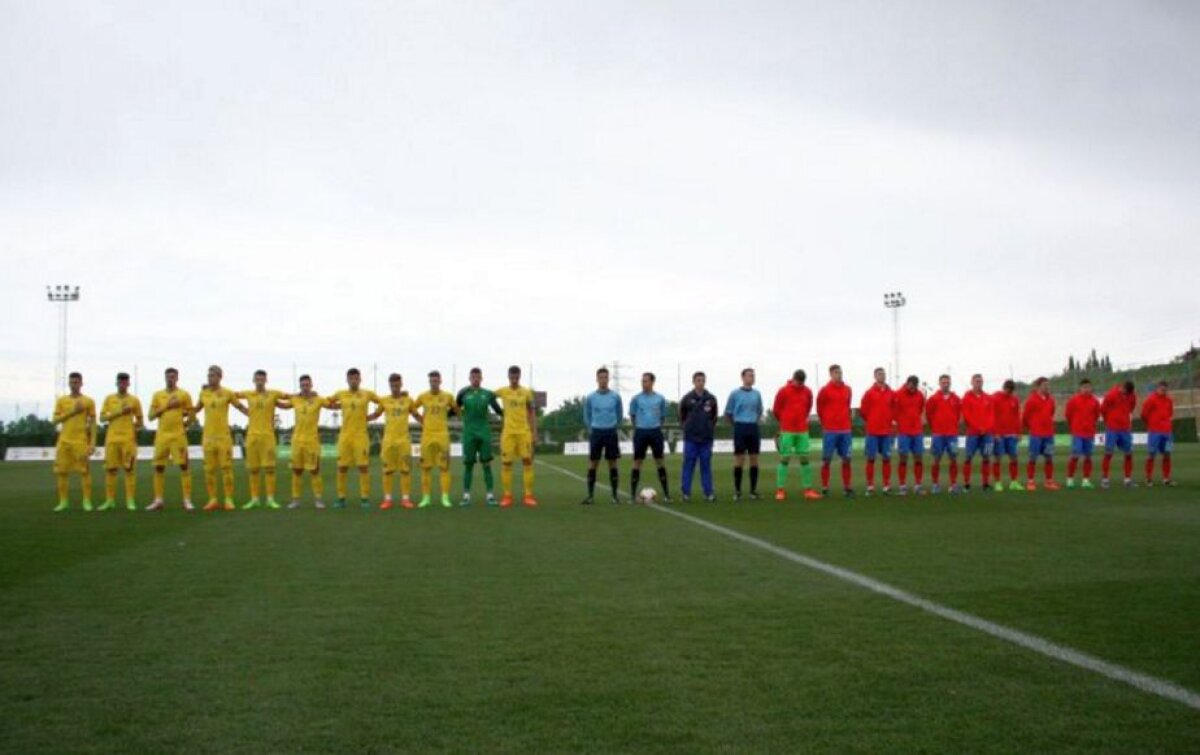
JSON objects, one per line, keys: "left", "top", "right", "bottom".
{"left": 964, "top": 434, "right": 992, "bottom": 459}
{"left": 993, "top": 435, "right": 1019, "bottom": 458}
{"left": 1147, "top": 432, "right": 1173, "bottom": 456}
{"left": 864, "top": 435, "right": 893, "bottom": 460}
{"left": 1028, "top": 435, "right": 1054, "bottom": 458}
{"left": 1070, "top": 436, "right": 1095, "bottom": 456}
{"left": 821, "top": 431, "right": 852, "bottom": 460}
{"left": 897, "top": 434, "right": 924, "bottom": 456}
{"left": 1104, "top": 431, "right": 1132, "bottom": 454}
{"left": 930, "top": 435, "right": 958, "bottom": 457}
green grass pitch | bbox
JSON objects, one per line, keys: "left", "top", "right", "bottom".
{"left": 1, "top": 449, "right": 1198, "bottom": 753}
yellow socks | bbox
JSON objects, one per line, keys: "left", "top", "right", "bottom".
{"left": 440, "top": 468, "right": 451, "bottom": 495}
{"left": 249, "top": 473, "right": 261, "bottom": 500}
{"left": 153, "top": 470, "right": 165, "bottom": 500}
{"left": 336, "top": 470, "right": 347, "bottom": 499}
{"left": 522, "top": 465, "right": 534, "bottom": 496}
{"left": 56, "top": 474, "right": 69, "bottom": 502}
{"left": 222, "top": 469, "right": 234, "bottom": 499}
{"left": 180, "top": 471, "right": 192, "bottom": 500}
{"left": 105, "top": 471, "right": 118, "bottom": 501}
{"left": 501, "top": 465, "right": 513, "bottom": 495}
{"left": 383, "top": 470, "right": 394, "bottom": 497}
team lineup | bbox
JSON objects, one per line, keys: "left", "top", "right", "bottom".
{"left": 49, "top": 362, "right": 1179, "bottom": 512}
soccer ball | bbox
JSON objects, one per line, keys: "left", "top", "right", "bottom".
{"left": 636, "top": 487, "right": 658, "bottom": 504}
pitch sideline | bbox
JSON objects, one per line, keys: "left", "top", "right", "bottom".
{"left": 536, "top": 458, "right": 1200, "bottom": 712}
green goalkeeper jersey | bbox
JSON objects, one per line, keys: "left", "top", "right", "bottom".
{"left": 456, "top": 387, "right": 502, "bottom": 434}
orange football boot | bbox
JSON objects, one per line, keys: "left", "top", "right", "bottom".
{"left": 803, "top": 489, "right": 823, "bottom": 501}
{"left": 499, "top": 494, "right": 514, "bottom": 508}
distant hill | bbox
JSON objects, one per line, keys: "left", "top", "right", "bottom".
{"left": 1017, "top": 344, "right": 1198, "bottom": 394}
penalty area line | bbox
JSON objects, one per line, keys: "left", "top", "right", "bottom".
{"left": 536, "top": 458, "right": 1200, "bottom": 712}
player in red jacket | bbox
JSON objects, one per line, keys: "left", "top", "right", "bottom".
{"left": 924, "top": 374, "right": 963, "bottom": 493}
{"left": 1140, "top": 380, "right": 1176, "bottom": 485}
{"left": 989, "top": 380, "right": 1024, "bottom": 491}
{"left": 859, "top": 367, "right": 896, "bottom": 495}
{"left": 1021, "top": 377, "right": 1060, "bottom": 490}
{"left": 961, "top": 373, "right": 994, "bottom": 492}
{"left": 1064, "top": 379, "right": 1102, "bottom": 488}
{"left": 772, "top": 369, "right": 820, "bottom": 500}
{"left": 816, "top": 365, "right": 855, "bottom": 497}
{"left": 1100, "top": 381, "right": 1137, "bottom": 488}
{"left": 893, "top": 375, "right": 927, "bottom": 495}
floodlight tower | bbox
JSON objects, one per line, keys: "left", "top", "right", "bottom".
{"left": 46, "top": 284, "right": 81, "bottom": 396}
{"left": 883, "top": 291, "right": 906, "bottom": 380}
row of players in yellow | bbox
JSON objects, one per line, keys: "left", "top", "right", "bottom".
{"left": 51, "top": 364, "right": 540, "bottom": 512}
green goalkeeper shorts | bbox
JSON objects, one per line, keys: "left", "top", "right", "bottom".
{"left": 461, "top": 431, "right": 493, "bottom": 464}
{"left": 778, "top": 432, "right": 811, "bottom": 457}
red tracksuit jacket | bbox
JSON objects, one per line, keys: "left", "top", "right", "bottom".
{"left": 772, "top": 383, "right": 814, "bottom": 434}
{"left": 991, "top": 391, "right": 1021, "bottom": 436}
{"left": 1065, "top": 393, "right": 1101, "bottom": 437}
{"left": 1100, "top": 387, "right": 1136, "bottom": 432}
{"left": 859, "top": 384, "right": 896, "bottom": 436}
{"left": 961, "top": 390, "right": 994, "bottom": 435}
{"left": 925, "top": 391, "right": 962, "bottom": 436}
{"left": 816, "top": 381, "right": 853, "bottom": 433}
{"left": 894, "top": 387, "right": 926, "bottom": 435}
{"left": 1022, "top": 392, "right": 1056, "bottom": 437}
{"left": 1140, "top": 393, "right": 1174, "bottom": 433}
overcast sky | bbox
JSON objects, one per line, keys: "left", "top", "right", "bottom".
{"left": 2, "top": 0, "right": 1198, "bottom": 424}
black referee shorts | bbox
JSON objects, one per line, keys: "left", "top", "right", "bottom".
{"left": 733, "top": 423, "right": 762, "bottom": 455}
{"left": 632, "top": 428, "right": 665, "bottom": 461}
{"left": 589, "top": 429, "right": 621, "bottom": 461}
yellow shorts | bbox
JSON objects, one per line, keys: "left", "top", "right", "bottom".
{"left": 291, "top": 439, "right": 321, "bottom": 472}
{"left": 337, "top": 435, "right": 369, "bottom": 468}
{"left": 203, "top": 439, "right": 234, "bottom": 470}
{"left": 420, "top": 436, "right": 450, "bottom": 470}
{"left": 501, "top": 432, "right": 533, "bottom": 464}
{"left": 104, "top": 438, "right": 138, "bottom": 470}
{"left": 54, "top": 440, "right": 91, "bottom": 474}
{"left": 381, "top": 440, "right": 413, "bottom": 473}
{"left": 245, "top": 434, "right": 277, "bottom": 470}
{"left": 154, "top": 434, "right": 189, "bottom": 466}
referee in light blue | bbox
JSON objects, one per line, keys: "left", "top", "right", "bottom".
{"left": 725, "top": 367, "right": 764, "bottom": 500}
{"left": 629, "top": 372, "right": 671, "bottom": 502}
{"left": 583, "top": 366, "right": 624, "bottom": 504}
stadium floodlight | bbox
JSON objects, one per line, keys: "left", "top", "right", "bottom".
{"left": 46, "top": 284, "right": 81, "bottom": 396}
{"left": 883, "top": 291, "right": 906, "bottom": 379}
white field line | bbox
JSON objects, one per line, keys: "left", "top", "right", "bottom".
{"left": 536, "top": 459, "right": 1200, "bottom": 712}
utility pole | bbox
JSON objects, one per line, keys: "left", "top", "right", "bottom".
{"left": 46, "top": 284, "right": 81, "bottom": 396}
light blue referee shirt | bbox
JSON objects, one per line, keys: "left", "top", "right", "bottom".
{"left": 584, "top": 390, "right": 624, "bottom": 430}
{"left": 629, "top": 391, "right": 667, "bottom": 429}
{"left": 725, "top": 387, "right": 763, "bottom": 424}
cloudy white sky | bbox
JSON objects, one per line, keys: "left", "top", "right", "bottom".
{"left": 2, "top": 0, "right": 1198, "bottom": 423}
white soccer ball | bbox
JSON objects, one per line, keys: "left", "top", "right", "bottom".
{"left": 637, "top": 487, "right": 658, "bottom": 504}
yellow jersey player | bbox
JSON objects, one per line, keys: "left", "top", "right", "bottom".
{"left": 236, "top": 370, "right": 287, "bottom": 510}
{"left": 494, "top": 365, "right": 539, "bottom": 507}
{"left": 326, "top": 367, "right": 383, "bottom": 509}
{"left": 51, "top": 371, "right": 97, "bottom": 512}
{"left": 414, "top": 370, "right": 458, "bottom": 508}
{"left": 98, "top": 371, "right": 143, "bottom": 511}
{"left": 194, "top": 365, "right": 247, "bottom": 512}
{"left": 147, "top": 367, "right": 195, "bottom": 511}
{"left": 369, "top": 373, "right": 419, "bottom": 510}
{"left": 280, "top": 374, "right": 328, "bottom": 509}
